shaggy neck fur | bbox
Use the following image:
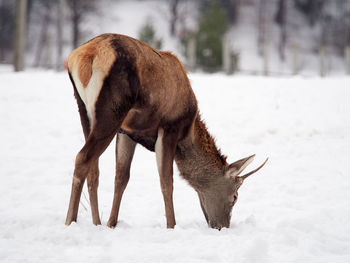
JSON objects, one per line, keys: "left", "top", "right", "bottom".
{"left": 175, "top": 115, "right": 227, "bottom": 191}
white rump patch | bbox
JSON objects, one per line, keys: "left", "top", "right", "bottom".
{"left": 72, "top": 68, "right": 104, "bottom": 128}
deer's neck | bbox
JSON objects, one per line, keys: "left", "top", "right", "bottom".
{"left": 175, "top": 115, "right": 227, "bottom": 191}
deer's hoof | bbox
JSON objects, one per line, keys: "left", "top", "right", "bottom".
{"left": 107, "top": 219, "right": 117, "bottom": 228}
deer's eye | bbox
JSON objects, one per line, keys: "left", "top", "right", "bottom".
{"left": 233, "top": 195, "right": 238, "bottom": 203}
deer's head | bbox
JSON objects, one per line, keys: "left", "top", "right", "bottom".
{"left": 198, "top": 155, "right": 268, "bottom": 230}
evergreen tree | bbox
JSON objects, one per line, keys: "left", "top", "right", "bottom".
{"left": 196, "top": 0, "right": 229, "bottom": 71}
{"left": 199, "top": 0, "right": 238, "bottom": 23}
{"left": 139, "top": 20, "right": 162, "bottom": 50}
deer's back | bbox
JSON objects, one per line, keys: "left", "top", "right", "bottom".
{"left": 68, "top": 34, "right": 198, "bottom": 151}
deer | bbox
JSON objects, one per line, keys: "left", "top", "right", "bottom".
{"left": 65, "top": 33, "right": 268, "bottom": 230}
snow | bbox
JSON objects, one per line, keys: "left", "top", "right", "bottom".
{"left": 1, "top": 71, "right": 350, "bottom": 262}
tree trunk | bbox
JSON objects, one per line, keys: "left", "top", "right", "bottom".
{"left": 345, "top": 45, "right": 350, "bottom": 75}
{"left": 56, "top": 0, "right": 65, "bottom": 71}
{"left": 319, "top": 45, "right": 325, "bottom": 77}
{"left": 257, "top": 0, "right": 267, "bottom": 56}
{"left": 263, "top": 41, "right": 269, "bottom": 75}
{"left": 72, "top": 0, "right": 80, "bottom": 48}
{"left": 14, "top": 0, "right": 27, "bottom": 72}
{"left": 170, "top": 0, "right": 180, "bottom": 36}
{"left": 292, "top": 44, "right": 299, "bottom": 75}
{"left": 276, "top": 0, "right": 287, "bottom": 61}
{"left": 222, "top": 36, "right": 231, "bottom": 74}
{"left": 72, "top": 16, "right": 79, "bottom": 48}
{"left": 34, "top": 7, "right": 50, "bottom": 67}
{"left": 187, "top": 36, "right": 196, "bottom": 71}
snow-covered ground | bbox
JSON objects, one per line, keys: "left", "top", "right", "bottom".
{"left": 0, "top": 72, "right": 349, "bottom": 262}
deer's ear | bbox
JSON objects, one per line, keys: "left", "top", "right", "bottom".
{"left": 225, "top": 155, "right": 269, "bottom": 181}
{"left": 225, "top": 155, "right": 255, "bottom": 178}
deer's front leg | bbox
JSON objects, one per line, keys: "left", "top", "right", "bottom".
{"left": 107, "top": 133, "right": 136, "bottom": 228}
{"left": 155, "top": 128, "right": 178, "bottom": 229}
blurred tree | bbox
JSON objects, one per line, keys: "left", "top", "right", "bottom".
{"left": 56, "top": 0, "right": 65, "bottom": 70}
{"left": 68, "top": 0, "right": 97, "bottom": 48}
{"left": 196, "top": 0, "right": 229, "bottom": 71}
{"left": 27, "top": 0, "right": 35, "bottom": 27}
{"left": 169, "top": 0, "right": 197, "bottom": 44}
{"left": 34, "top": 0, "right": 56, "bottom": 67}
{"left": 169, "top": 0, "right": 181, "bottom": 36}
{"left": 0, "top": 1, "right": 15, "bottom": 62}
{"left": 198, "top": 0, "right": 239, "bottom": 24}
{"left": 294, "top": 0, "right": 325, "bottom": 26}
{"left": 343, "top": 3, "right": 350, "bottom": 46}
{"left": 14, "top": 0, "right": 28, "bottom": 71}
{"left": 257, "top": 0, "right": 267, "bottom": 56}
{"left": 138, "top": 20, "right": 162, "bottom": 50}
{"left": 275, "top": 0, "right": 287, "bottom": 61}
{"left": 321, "top": 1, "right": 350, "bottom": 55}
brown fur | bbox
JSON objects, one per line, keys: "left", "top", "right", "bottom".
{"left": 65, "top": 34, "right": 266, "bottom": 230}
{"left": 68, "top": 35, "right": 116, "bottom": 88}
{"left": 193, "top": 116, "right": 227, "bottom": 166}
{"left": 78, "top": 53, "right": 93, "bottom": 88}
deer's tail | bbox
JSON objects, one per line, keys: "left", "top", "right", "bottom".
{"left": 67, "top": 37, "right": 117, "bottom": 129}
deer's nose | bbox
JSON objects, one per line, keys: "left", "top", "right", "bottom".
{"left": 209, "top": 220, "right": 223, "bottom": 230}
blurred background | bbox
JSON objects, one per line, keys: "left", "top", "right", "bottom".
{"left": 2, "top": 0, "right": 350, "bottom": 76}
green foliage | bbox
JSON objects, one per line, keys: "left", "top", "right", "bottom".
{"left": 138, "top": 21, "right": 162, "bottom": 50}
{"left": 199, "top": 0, "right": 238, "bottom": 23}
{"left": 196, "top": 1, "right": 229, "bottom": 71}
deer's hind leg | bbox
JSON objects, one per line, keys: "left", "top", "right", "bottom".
{"left": 65, "top": 73, "right": 136, "bottom": 226}
{"left": 65, "top": 131, "right": 117, "bottom": 226}
{"left": 70, "top": 86, "right": 102, "bottom": 225}
{"left": 87, "top": 160, "right": 101, "bottom": 225}
{"left": 107, "top": 133, "right": 136, "bottom": 228}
